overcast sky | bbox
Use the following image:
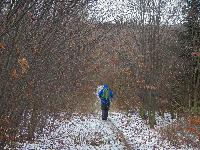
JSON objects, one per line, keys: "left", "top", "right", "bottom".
{"left": 88, "top": 0, "right": 184, "bottom": 24}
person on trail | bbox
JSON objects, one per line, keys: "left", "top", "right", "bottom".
{"left": 98, "top": 84, "right": 113, "bottom": 120}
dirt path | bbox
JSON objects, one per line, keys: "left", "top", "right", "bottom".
{"left": 107, "top": 119, "right": 133, "bottom": 150}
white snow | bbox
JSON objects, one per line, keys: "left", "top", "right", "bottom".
{"left": 5, "top": 111, "right": 197, "bottom": 150}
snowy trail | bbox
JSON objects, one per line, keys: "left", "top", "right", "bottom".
{"left": 5, "top": 112, "right": 196, "bottom": 150}
{"left": 106, "top": 119, "right": 133, "bottom": 150}
{"left": 11, "top": 114, "right": 127, "bottom": 150}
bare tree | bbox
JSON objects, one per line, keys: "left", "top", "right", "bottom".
{"left": 0, "top": 0, "right": 97, "bottom": 146}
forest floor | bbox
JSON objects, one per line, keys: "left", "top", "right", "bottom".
{"left": 5, "top": 111, "right": 199, "bottom": 150}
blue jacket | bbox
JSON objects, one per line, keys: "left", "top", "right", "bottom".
{"left": 98, "top": 84, "right": 113, "bottom": 105}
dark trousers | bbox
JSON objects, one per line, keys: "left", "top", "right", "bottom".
{"left": 101, "top": 104, "right": 110, "bottom": 120}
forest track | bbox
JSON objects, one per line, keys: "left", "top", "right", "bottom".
{"left": 106, "top": 118, "right": 133, "bottom": 150}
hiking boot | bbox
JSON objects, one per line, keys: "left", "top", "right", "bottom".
{"left": 102, "top": 117, "right": 107, "bottom": 120}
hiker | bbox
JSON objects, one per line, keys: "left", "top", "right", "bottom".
{"left": 98, "top": 84, "right": 113, "bottom": 120}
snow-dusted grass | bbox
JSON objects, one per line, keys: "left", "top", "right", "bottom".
{"left": 5, "top": 112, "right": 198, "bottom": 150}
{"left": 110, "top": 112, "right": 196, "bottom": 150}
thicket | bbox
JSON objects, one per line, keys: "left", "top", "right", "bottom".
{"left": 0, "top": 0, "right": 200, "bottom": 148}
{"left": 0, "top": 0, "right": 98, "bottom": 147}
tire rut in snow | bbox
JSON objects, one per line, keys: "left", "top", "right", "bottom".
{"left": 106, "top": 119, "right": 133, "bottom": 150}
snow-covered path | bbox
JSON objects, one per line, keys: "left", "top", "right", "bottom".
{"left": 6, "top": 112, "right": 196, "bottom": 150}
{"left": 16, "top": 113, "right": 128, "bottom": 150}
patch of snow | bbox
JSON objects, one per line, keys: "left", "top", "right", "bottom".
{"left": 5, "top": 112, "right": 197, "bottom": 150}
{"left": 110, "top": 112, "right": 194, "bottom": 150}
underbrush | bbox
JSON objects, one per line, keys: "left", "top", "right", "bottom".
{"left": 159, "top": 115, "right": 200, "bottom": 149}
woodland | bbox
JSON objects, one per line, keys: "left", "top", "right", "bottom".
{"left": 0, "top": 0, "right": 200, "bottom": 148}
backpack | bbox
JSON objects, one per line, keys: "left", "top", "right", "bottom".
{"left": 100, "top": 88, "right": 110, "bottom": 100}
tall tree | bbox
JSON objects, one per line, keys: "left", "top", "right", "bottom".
{"left": 179, "top": 0, "right": 200, "bottom": 112}
{"left": 0, "top": 0, "right": 95, "bottom": 147}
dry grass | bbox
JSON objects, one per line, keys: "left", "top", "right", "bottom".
{"left": 159, "top": 115, "right": 200, "bottom": 148}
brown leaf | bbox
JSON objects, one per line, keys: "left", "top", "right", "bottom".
{"left": 10, "top": 68, "right": 18, "bottom": 79}
{"left": 18, "top": 58, "right": 29, "bottom": 74}
{"left": 185, "top": 127, "right": 197, "bottom": 134}
{"left": 0, "top": 42, "right": 5, "bottom": 49}
{"left": 16, "top": 48, "right": 20, "bottom": 54}
{"left": 190, "top": 118, "right": 200, "bottom": 126}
